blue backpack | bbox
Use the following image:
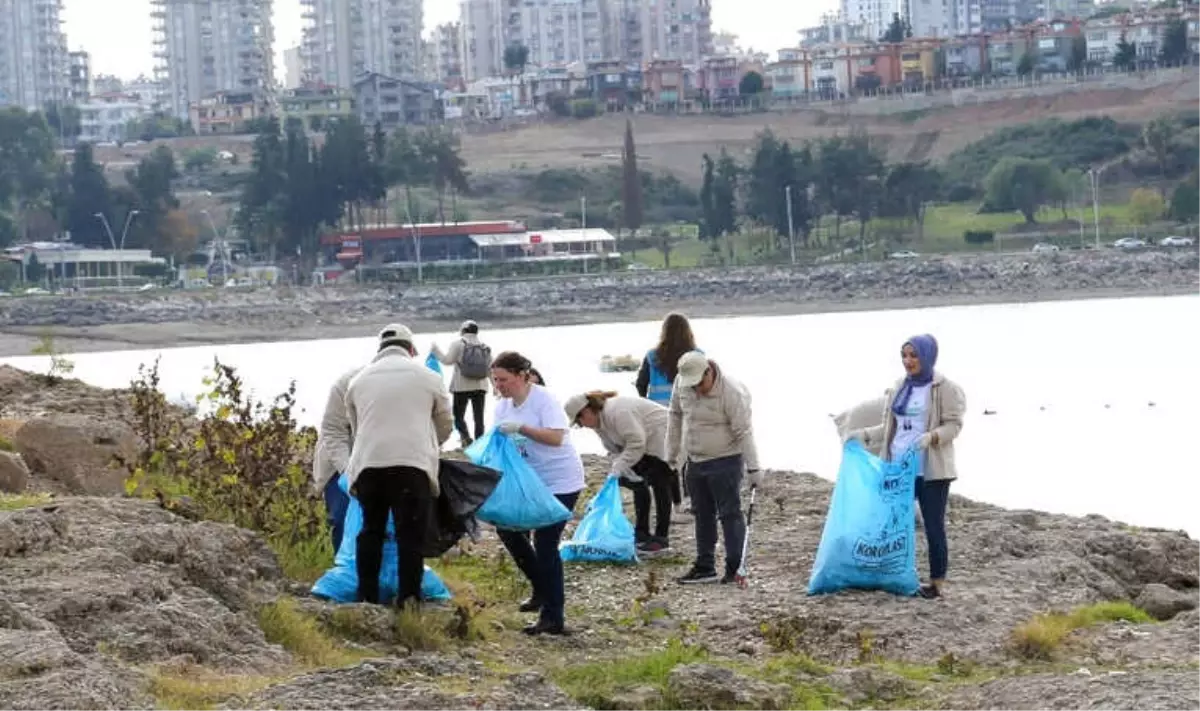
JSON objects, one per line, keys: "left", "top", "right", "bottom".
{"left": 464, "top": 429, "right": 573, "bottom": 531}
{"left": 561, "top": 475, "right": 638, "bottom": 564}
{"left": 807, "top": 441, "right": 920, "bottom": 597}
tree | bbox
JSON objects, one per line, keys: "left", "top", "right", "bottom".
{"left": 1067, "top": 35, "right": 1088, "bottom": 73}
{"left": 419, "top": 127, "right": 469, "bottom": 225}
{"left": 1017, "top": 51, "right": 1037, "bottom": 76}
{"left": 983, "top": 157, "right": 1065, "bottom": 223}
{"left": 0, "top": 108, "right": 58, "bottom": 240}
{"left": 1142, "top": 117, "right": 1178, "bottom": 176}
{"left": 712, "top": 149, "right": 739, "bottom": 244}
{"left": 503, "top": 44, "right": 530, "bottom": 105}
{"left": 64, "top": 143, "right": 114, "bottom": 247}
{"left": 238, "top": 117, "right": 288, "bottom": 255}
{"left": 125, "top": 145, "right": 180, "bottom": 249}
{"left": 620, "top": 119, "right": 643, "bottom": 246}
{"left": 738, "top": 71, "right": 765, "bottom": 97}
{"left": 654, "top": 228, "right": 676, "bottom": 268}
{"left": 43, "top": 103, "right": 82, "bottom": 142}
{"left": 699, "top": 153, "right": 716, "bottom": 240}
{"left": 882, "top": 12, "right": 907, "bottom": 42}
{"left": 1128, "top": 187, "right": 1165, "bottom": 232}
{"left": 1159, "top": 18, "right": 1190, "bottom": 66}
{"left": 882, "top": 161, "right": 942, "bottom": 241}
{"left": 1113, "top": 33, "right": 1137, "bottom": 70}
{"left": 814, "top": 135, "right": 862, "bottom": 243}
{"left": 183, "top": 147, "right": 219, "bottom": 173}
{"left": 157, "top": 209, "right": 199, "bottom": 259}
{"left": 1169, "top": 173, "right": 1199, "bottom": 223}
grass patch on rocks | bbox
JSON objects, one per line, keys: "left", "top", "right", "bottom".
{"left": 1009, "top": 601, "right": 1154, "bottom": 660}
{"left": 552, "top": 637, "right": 707, "bottom": 709}
{"left": 258, "top": 598, "right": 368, "bottom": 667}
{"left": 0, "top": 493, "right": 52, "bottom": 510}
{"left": 148, "top": 667, "right": 282, "bottom": 710}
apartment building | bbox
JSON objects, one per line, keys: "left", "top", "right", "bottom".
{"left": 1083, "top": 7, "right": 1199, "bottom": 65}
{"left": 460, "top": 0, "right": 503, "bottom": 81}
{"left": 841, "top": 0, "right": 897, "bottom": 40}
{"left": 151, "top": 0, "right": 276, "bottom": 121}
{"left": 0, "top": 0, "right": 70, "bottom": 110}
{"left": 637, "top": 0, "right": 713, "bottom": 64}
{"left": 301, "top": 0, "right": 424, "bottom": 89}
{"left": 68, "top": 50, "right": 91, "bottom": 102}
{"left": 283, "top": 46, "right": 303, "bottom": 89}
{"left": 429, "top": 22, "right": 464, "bottom": 82}
{"left": 78, "top": 93, "right": 148, "bottom": 143}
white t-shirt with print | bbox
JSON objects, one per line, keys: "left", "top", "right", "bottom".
{"left": 494, "top": 384, "right": 586, "bottom": 495}
{"left": 889, "top": 383, "right": 931, "bottom": 467}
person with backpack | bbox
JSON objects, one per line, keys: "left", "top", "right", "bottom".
{"left": 432, "top": 320, "right": 493, "bottom": 447}
{"left": 563, "top": 391, "right": 679, "bottom": 556}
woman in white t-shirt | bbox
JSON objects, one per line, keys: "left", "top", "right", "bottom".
{"left": 847, "top": 334, "right": 966, "bottom": 600}
{"left": 490, "top": 351, "right": 585, "bottom": 637}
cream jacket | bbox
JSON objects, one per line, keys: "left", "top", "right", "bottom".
{"left": 595, "top": 397, "right": 671, "bottom": 476}
{"left": 432, "top": 334, "right": 492, "bottom": 393}
{"left": 312, "top": 366, "right": 361, "bottom": 493}
{"left": 862, "top": 373, "right": 966, "bottom": 482}
{"left": 666, "top": 362, "right": 759, "bottom": 471}
{"left": 833, "top": 395, "right": 887, "bottom": 458}
{"left": 344, "top": 347, "right": 454, "bottom": 493}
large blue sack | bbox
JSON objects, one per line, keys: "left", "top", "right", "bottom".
{"left": 561, "top": 475, "right": 638, "bottom": 564}
{"left": 425, "top": 352, "right": 443, "bottom": 375}
{"left": 807, "top": 441, "right": 921, "bottom": 597}
{"left": 311, "top": 474, "right": 452, "bottom": 603}
{"left": 464, "top": 429, "right": 572, "bottom": 531}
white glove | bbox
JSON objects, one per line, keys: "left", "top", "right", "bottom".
{"left": 747, "top": 469, "right": 764, "bottom": 490}
{"left": 498, "top": 421, "right": 523, "bottom": 436}
{"left": 917, "top": 433, "right": 935, "bottom": 450}
{"left": 844, "top": 429, "right": 867, "bottom": 445}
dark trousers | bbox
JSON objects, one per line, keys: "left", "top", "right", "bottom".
{"left": 688, "top": 455, "right": 745, "bottom": 577}
{"left": 354, "top": 466, "right": 434, "bottom": 607}
{"left": 619, "top": 455, "right": 676, "bottom": 543}
{"left": 915, "top": 477, "right": 951, "bottom": 580}
{"left": 452, "top": 390, "right": 487, "bottom": 442}
{"left": 497, "top": 492, "right": 580, "bottom": 625}
{"left": 323, "top": 474, "right": 351, "bottom": 553}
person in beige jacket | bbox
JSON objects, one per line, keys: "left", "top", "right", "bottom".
{"left": 431, "top": 320, "right": 492, "bottom": 446}
{"left": 313, "top": 364, "right": 362, "bottom": 552}
{"left": 666, "top": 351, "right": 760, "bottom": 585}
{"left": 564, "top": 391, "right": 679, "bottom": 555}
{"left": 345, "top": 323, "right": 454, "bottom": 608}
{"left": 845, "top": 334, "right": 966, "bottom": 600}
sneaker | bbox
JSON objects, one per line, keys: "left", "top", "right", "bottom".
{"left": 637, "top": 540, "right": 671, "bottom": 557}
{"left": 676, "top": 567, "right": 719, "bottom": 585}
{"left": 916, "top": 583, "right": 941, "bottom": 599}
{"left": 719, "top": 573, "right": 738, "bottom": 585}
{"left": 518, "top": 596, "right": 544, "bottom": 613}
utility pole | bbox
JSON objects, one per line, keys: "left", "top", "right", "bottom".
{"left": 403, "top": 203, "right": 423, "bottom": 283}
{"left": 785, "top": 184, "right": 796, "bottom": 265}
{"left": 201, "top": 209, "right": 228, "bottom": 286}
{"left": 1088, "top": 167, "right": 1102, "bottom": 249}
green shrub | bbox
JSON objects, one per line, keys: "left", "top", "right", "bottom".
{"left": 964, "top": 230, "right": 995, "bottom": 244}
{"left": 569, "top": 98, "right": 599, "bottom": 119}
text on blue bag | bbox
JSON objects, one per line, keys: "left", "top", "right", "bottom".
{"left": 561, "top": 475, "right": 638, "bottom": 564}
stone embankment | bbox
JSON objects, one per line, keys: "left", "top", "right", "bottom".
{"left": 0, "top": 366, "right": 1197, "bottom": 710}
{"left": 0, "top": 251, "right": 1195, "bottom": 338}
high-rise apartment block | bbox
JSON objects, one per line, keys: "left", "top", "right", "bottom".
{"left": 429, "top": 22, "right": 464, "bottom": 82}
{"left": 300, "top": 0, "right": 425, "bottom": 88}
{"left": 151, "top": 0, "right": 276, "bottom": 120}
{"left": 0, "top": 0, "right": 70, "bottom": 109}
{"left": 68, "top": 50, "right": 91, "bottom": 102}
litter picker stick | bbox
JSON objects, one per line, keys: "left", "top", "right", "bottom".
{"left": 735, "top": 485, "right": 757, "bottom": 588}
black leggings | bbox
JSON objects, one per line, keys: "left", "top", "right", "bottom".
{"left": 619, "top": 455, "right": 677, "bottom": 543}
{"left": 452, "top": 390, "right": 486, "bottom": 441}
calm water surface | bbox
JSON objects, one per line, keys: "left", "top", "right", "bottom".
{"left": 5, "top": 295, "right": 1198, "bottom": 535}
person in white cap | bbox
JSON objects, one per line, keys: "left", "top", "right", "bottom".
{"left": 344, "top": 323, "right": 454, "bottom": 608}
{"left": 564, "top": 391, "right": 679, "bottom": 556}
{"left": 666, "top": 350, "right": 760, "bottom": 585}
{"left": 431, "top": 320, "right": 493, "bottom": 447}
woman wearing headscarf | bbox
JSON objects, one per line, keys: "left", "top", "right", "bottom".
{"left": 563, "top": 391, "right": 678, "bottom": 555}
{"left": 846, "top": 334, "right": 966, "bottom": 599}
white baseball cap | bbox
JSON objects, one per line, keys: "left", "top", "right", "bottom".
{"left": 675, "top": 350, "right": 710, "bottom": 388}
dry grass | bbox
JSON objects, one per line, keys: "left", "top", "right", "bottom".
{"left": 1009, "top": 601, "right": 1154, "bottom": 660}
{"left": 256, "top": 598, "right": 369, "bottom": 668}
{"left": 148, "top": 666, "right": 282, "bottom": 710}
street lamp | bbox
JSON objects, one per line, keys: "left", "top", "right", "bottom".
{"left": 1086, "top": 165, "right": 1108, "bottom": 250}
{"left": 94, "top": 209, "right": 139, "bottom": 288}
{"left": 201, "top": 209, "right": 229, "bottom": 286}
{"left": 785, "top": 184, "right": 796, "bottom": 265}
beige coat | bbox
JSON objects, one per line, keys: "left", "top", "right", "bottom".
{"left": 432, "top": 334, "right": 491, "bottom": 393}
{"left": 312, "top": 366, "right": 361, "bottom": 493}
{"left": 833, "top": 395, "right": 887, "bottom": 457}
{"left": 344, "top": 347, "right": 454, "bottom": 493}
{"left": 862, "top": 373, "right": 966, "bottom": 482}
{"left": 595, "top": 397, "right": 671, "bottom": 476}
{"left": 666, "top": 362, "right": 760, "bottom": 471}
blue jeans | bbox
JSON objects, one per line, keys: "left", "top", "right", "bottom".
{"left": 915, "top": 477, "right": 951, "bottom": 580}
{"left": 323, "top": 474, "right": 351, "bottom": 553}
{"left": 497, "top": 491, "right": 580, "bottom": 626}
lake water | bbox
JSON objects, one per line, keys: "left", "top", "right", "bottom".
{"left": 4, "top": 295, "right": 1198, "bottom": 535}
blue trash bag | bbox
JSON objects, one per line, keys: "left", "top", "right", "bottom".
{"left": 425, "top": 352, "right": 443, "bottom": 375}
{"left": 807, "top": 440, "right": 921, "bottom": 597}
{"left": 464, "top": 428, "right": 572, "bottom": 531}
{"left": 560, "top": 475, "right": 638, "bottom": 564}
{"left": 311, "top": 474, "right": 452, "bottom": 603}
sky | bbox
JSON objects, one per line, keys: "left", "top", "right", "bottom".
{"left": 63, "top": 0, "right": 830, "bottom": 81}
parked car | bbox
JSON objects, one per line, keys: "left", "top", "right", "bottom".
{"left": 1159, "top": 236, "right": 1195, "bottom": 248}
{"left": 889, "top": 250, "right": 920, "bottom": 259}
{"left": 1032, "top": 243, "right": 1060, "bottom": 253}
{"left": 1113, "top": 238, "right": 1147, "bottom": 250}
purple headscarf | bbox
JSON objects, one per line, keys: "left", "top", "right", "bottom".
{"left": 891, "top": 334, "right": 938, "bottom": 417}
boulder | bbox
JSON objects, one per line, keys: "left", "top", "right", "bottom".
{"left": 13, "top": 415, "right": 137, "bottom": 495}
{"left": 0, "top": 450, "right": 30, "bottom": 493}
{"left": 827, "top": 666, "right": 915, "bottom": 706}
{"left": 1134, "top": 583, "right": 1199, "bottom": 621}
{"left": 666, "top": 664, "right": 793, "bottom": 710}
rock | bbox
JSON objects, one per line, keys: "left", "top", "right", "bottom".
{"left": 667, "top": 664, "right": 793, "bottom": 710}
{"left": 13, "top": 415, "right": 137, "bottom": 495}
{"left": 0, "top": 450, "right": 30, "bottom": 493}
{"left": 827, "top": 666, "right": 915, "bottom": 705}
{"left": 0, "top": 627, "right": 154, "bottom": 710}
{"left": 1134, "top": 583, "right": 1198, "bottom": 621}
{"left": 610, "top": 685, "right": 665, "bottom": 710}
{"left": 941, "top": 669, "right": 1200, "bottom": 710}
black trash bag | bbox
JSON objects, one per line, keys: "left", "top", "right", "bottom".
{"left": 421, "top": 458, "right": 502, "bottom": 558}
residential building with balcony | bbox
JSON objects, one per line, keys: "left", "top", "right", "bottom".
{"left": 765, "top": 55, "right": 808, "bottom": 97}
{"left": 283, "top": 46, "right": 303, "bottom": 89}
{"left": 460, "top": 0, "right": 503, "bottom": 81}
{"left": 642, "top": 58, "right": 684, "bottom": 103}
{"left": 941, "top": 33, "right": 990, "bottom": 75}
{"left": 637, "top": 0, "right": 713, "bottom": 65}
{"left": 68, "top": 50, "right": 91, "bottom": 102}
{"left": 697, "top": 55, "right": 739, "bottom": 100}
{"left": 189, "top": 91, "right": 262, "bottom": 134}
{"left": 840, "top": 0, "right": 895, "bottom": 41}
{"left": 586, "top": 60, "right": 633, "bottom": 105}
{"left": 78, "top": 93, "right": 149, "bottom": 142}
{"left": 0, "top": 0, "right": 70, "bottom": 110}
{"left": 986, "top": 28, "right": 1033, "bottom": 73}
{"left": 279, "top": 84, "right": 355, "bottom": 130}
{"left": 151, "top": 0, "right": 276, "bottom": 121}
{"left": 300, "top": 0, "right": 424, "bottom": 90}
{"left": 1025, "top": 18, "right": 1084, "bottom": 72}
{"left": 353, "top": 71, "right": 441, "bottom": 131}
{"left": 429, "top": 22, "right": 465, "bottom": 82}
{"left": 799, "top": 13, "right": 871, "bottom": 46}
{"left": 1082, "top": 7, "right": 1198, "bottom": 66}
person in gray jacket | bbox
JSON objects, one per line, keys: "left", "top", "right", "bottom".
{"left": 313, "top": 364, "right": 363, "bottom": 552}
{"left": 564, "top": 391, "right": 679, "bottom": 555}
{"left": 666, "top": 350, "right": 761, "bottom": 585}
{"left": 431, "top": 320, "right": 493, "bottom": 446}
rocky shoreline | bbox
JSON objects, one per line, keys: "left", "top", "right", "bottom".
{"left": 1, "top": 366, "right": 1198, "bottom": 710}
{"left": 0, "top": 250, "right": 1195, "bottom": 356}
